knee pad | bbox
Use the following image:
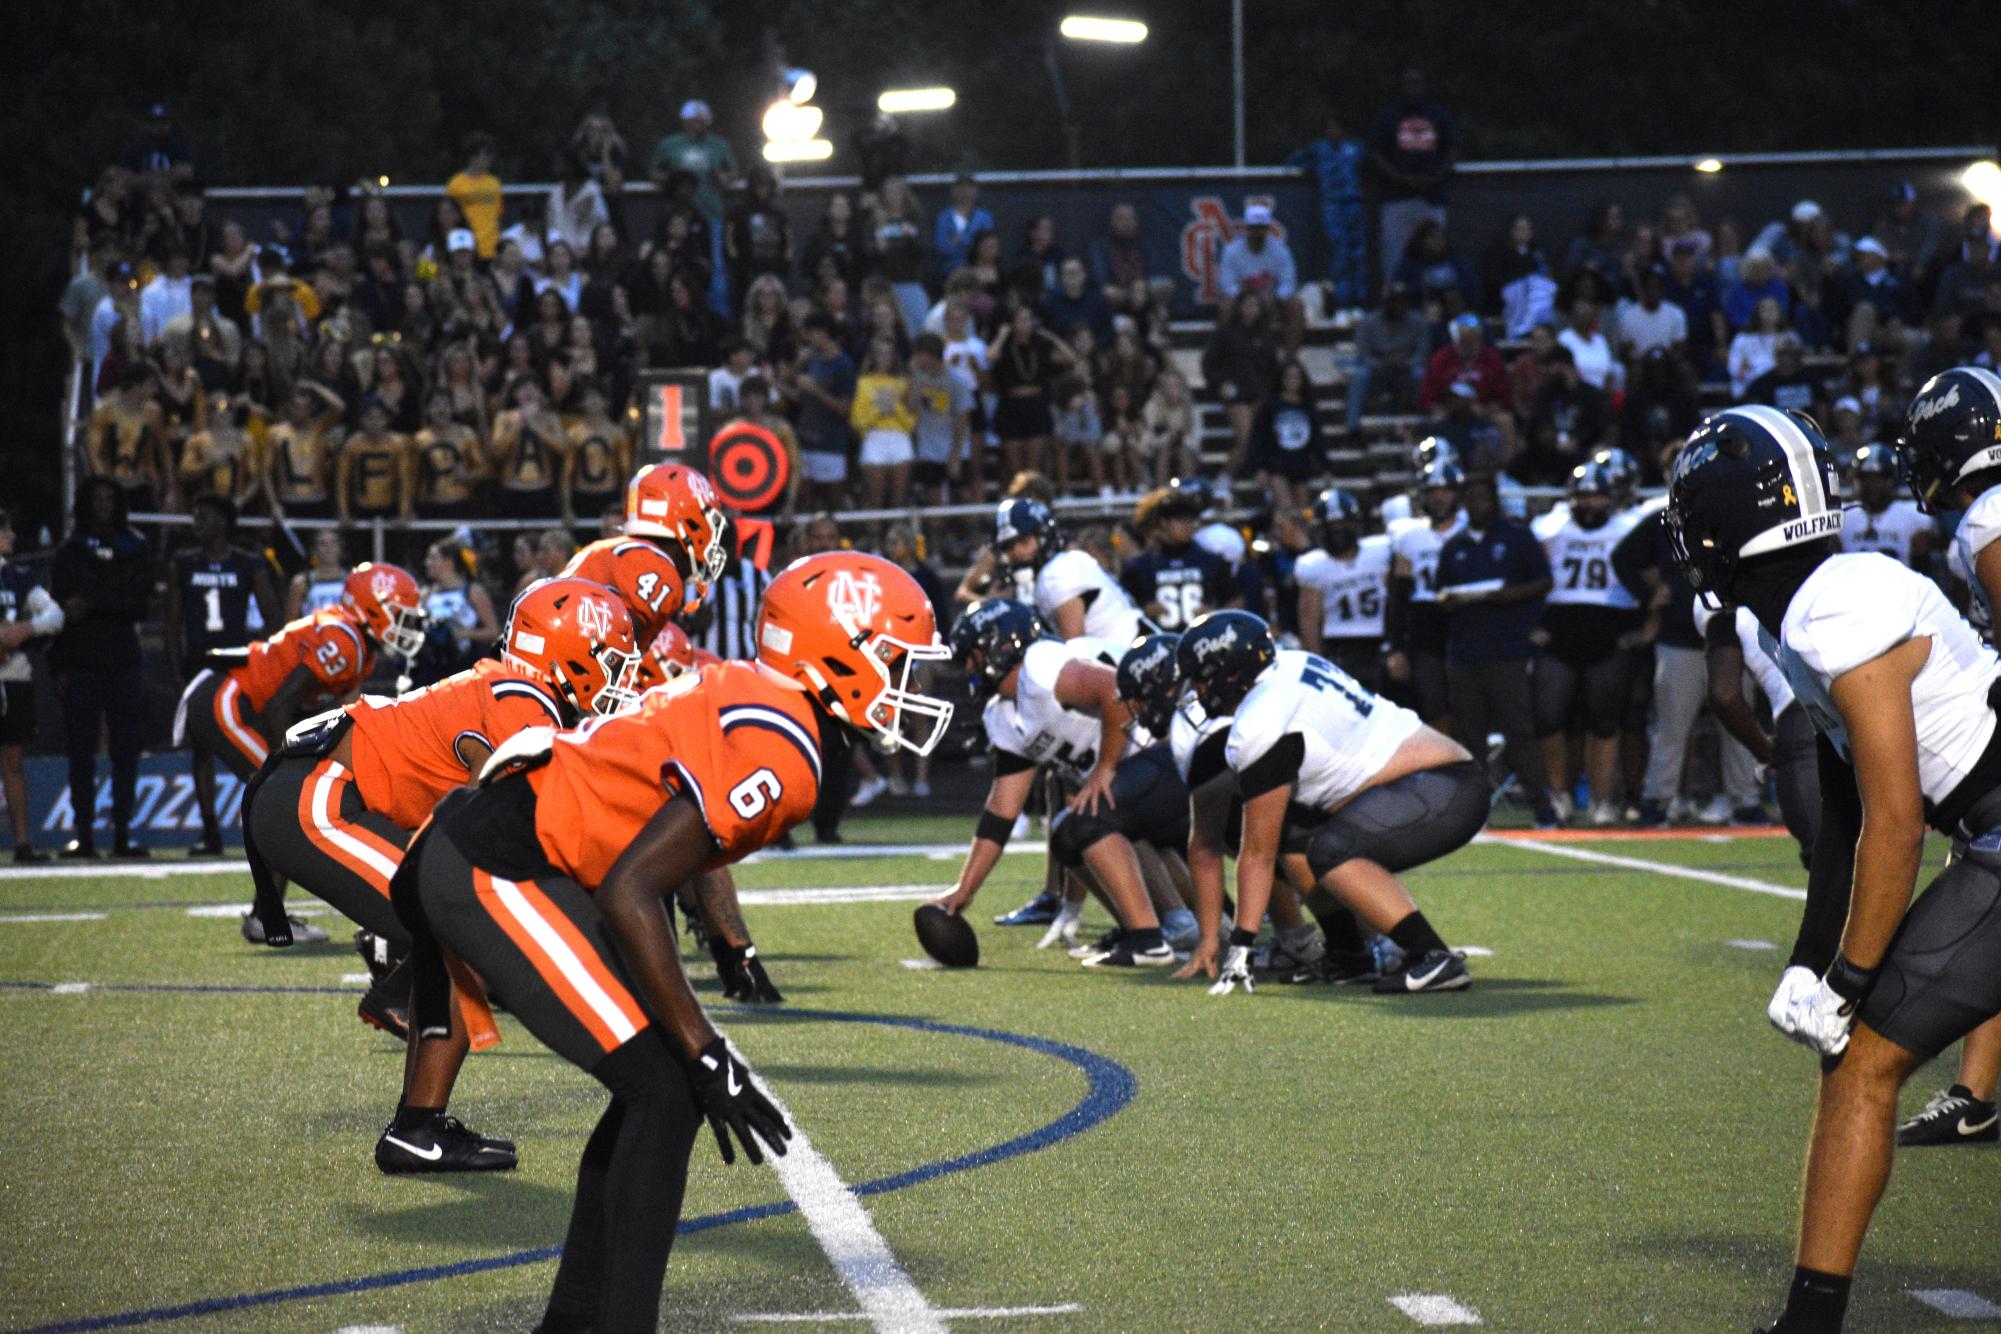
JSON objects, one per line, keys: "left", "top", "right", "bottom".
{"left": 1305, "top": 823, "right": 1359, "bottom": 880}
{"left": 1048, "top": 807, "right": 1116, "bottom": 867}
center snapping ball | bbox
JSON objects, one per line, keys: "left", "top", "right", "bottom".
{"left": 913, "top": 903, "right": 979, "bottom": 968}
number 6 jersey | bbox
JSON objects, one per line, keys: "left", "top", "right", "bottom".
{"left": 1224, "top": 649, "right": 1422, "bottom": 812}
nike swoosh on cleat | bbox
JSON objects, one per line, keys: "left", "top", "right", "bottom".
{"left": 1958, "top": 1114, "right": 1999, "bottom": 1135}
{"left": 382, "top": 1134, "right": 444, "bottom": 1162}
{"left": 1404, "top": 959, "right": 1453, "bottom": 990}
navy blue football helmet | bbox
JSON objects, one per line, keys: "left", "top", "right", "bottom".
{"left": 1412, "top": 437, "right": 1460, "bottom": 473}
{"left": 993, "top": 498, "right": 1063, "bottom": 570}
{"left": 1665, "top": 406, "right": 1841, "bottom": 607}
{"left": 1903, "top": 367, "right": 2001, "bottom": 513}
{"left": 1589, "top": 446, "right": 1640, "bottom": 502}
{"left": 1175, "top": 610, "right": 1277, "bottom": 716}
{"left": 1567, "top": 462, "right": 1616, "bottom": 529}
{"left": 1311, "top": 486, "right": 1365, "bottom": 552}
{"left": 1851, "top": 441, "right": 1900, "bottom": 479}
{"left": 950, "top": 598, "right": 1048, "bottom": 695}
{"left": 1115, "top": 633, "right": 1184, "bottom": 739}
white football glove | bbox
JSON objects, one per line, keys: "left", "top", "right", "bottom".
{"left": 1766, "top": 965, "right": 1820, "bottom": 1039}
{"left": 1788, "top": 976, "right": 1859, "bottom": 1056}
{"left": 1208, "top": 944, "right": 1255, "bottom": 996}
{"left": 1036, "top": 900, "right": 1083, "bottom": 950}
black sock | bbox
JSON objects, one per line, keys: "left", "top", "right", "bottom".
{"left": 1130, "top": 926, "right": 1163, "bottom": 950}
{"left": 1949, "top": 1083, "right": 1983, "bottom": 1103}
{"left": 393, "top": 1102, "right": 445, "bottom": 1132}
{"left": 1305, "top": 890, "right": 1367, "bottom": 953}
{"left": 1387, "top": 911, "right": 1447, "bottom": 959}
{"left": 1777, "top": 1266, "right": 1850, "bottom": 1333}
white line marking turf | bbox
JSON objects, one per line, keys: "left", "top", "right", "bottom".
{"left": 733, "top": 1306, "right": 1080, "bottom": 1326}
{"left": 340, "top": 972, "right": 374, "bottom": 985}
{"left": 184, "top": 903, "right": 331, "bottom": 918}
{"left": 1909, "top": 1289, "right": 2001, "bottom": 1319}
{"left": 739, "top": 886, "right": 948, "bottom": 907}
{"left": 1485, "top": 835, "right": 1806, "bottom": 901}
{"left": 1389, "top": 1292, "right": 1483, "bottom": 1325}
{"left": 334, "top": 1325, "right": 406, "bottom": 1333}
{"left": 735, "top": 1044, "right": 946, "bottom": 1334}
{"left": 898, "top": 959, "right": 942, "bottom": 971}
{"left": 0, "top": 912, "right": 108, "bottom": 923}
{"left": 51, "top": 982, "right": 91, "bottom": 994}
{"left": 1727, "top": 939, "right": 1778, "bottom": 951}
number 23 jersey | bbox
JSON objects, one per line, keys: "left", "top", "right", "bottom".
{"left": 232, "top": 609, "right": 373, "bottom": 712}
{"left": 1293, "top": 535, "right": 1391, "bottom": 638}
{"left": 526, "top": 661, "right": 824, "bottom": 886}
{"left": 983, "top": 637, "right": 1121, "bottom": 784}
{"left": 1225, "top": 649, "right": 1421, "bottom": 812}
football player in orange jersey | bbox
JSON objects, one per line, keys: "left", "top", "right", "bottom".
{"left": 560, "top": 463, "right": 728, "bottom": 642}
{"left": 242, "top": 578, "right": 638, "bottom": 1055}
{"left": 172, "top": 562, "right": 424, "bottom": 943}
{"left": 381, "top": 552, "right": 951, "bottom": 1330}
{"left": 632, "top": 620, "right": 722, "bottom": 692}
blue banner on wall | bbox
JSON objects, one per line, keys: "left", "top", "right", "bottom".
{"left": 14, "top": 754, "right": 246, "bottom": 851}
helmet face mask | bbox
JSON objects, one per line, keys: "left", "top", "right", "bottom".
{"left": 1569, "top": 463, "right": 1614, "bottom": 529}
{"left": 950, "top": 599, "right": 1046, "bottom": 698}
{"left": 342, "top": 562, "right": 426, "bottom": 657}
{"left": 994, "top": 499, "right": 1060, "bottom": 573}
{"left": 625, "top": 464, "right": 728, "bottom": 606}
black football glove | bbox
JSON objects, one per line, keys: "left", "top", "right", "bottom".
{"left": 711, "top": 939, "right": 785, "bottom": 1004}
{"left": 690, "top": 1037, "right": 792, "bottom": 1166}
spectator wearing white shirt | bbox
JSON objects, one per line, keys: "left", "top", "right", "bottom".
{"left": 88, "top": 264, "right": 140, "bottom": 393}
{"left": 138, "top": 246, "right": 194, "bottom": 347}
{"left": 546, "top": 151, "right": 611, "bottom": 253}
{"left": 707, "top": 340, "right": 757, "bottom": 412}
{"left": 1556, "top": 294, "right": 1620, "bottom": 393}
{"left": 1612, "top": 266, "right": 1687, "bottom": 361}
{"left": 1218, "top": 204, "right": 1303, "bottom": 353}
{"left": 1726, "top": 295, "right": 1787, "bottom": 396}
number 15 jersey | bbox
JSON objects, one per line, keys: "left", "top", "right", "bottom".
{"left": 1225, "top": 649, "right": 1421, "bottom": 812}
{"left": 1293, "top": 535, "right": 1391, "bottom": 639}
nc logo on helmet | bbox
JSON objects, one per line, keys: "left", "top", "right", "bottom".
{"left": 576, "top": 595, "right": 616, "bottom": 641}
{"left": 828, "top": 570, "right": 884, "bottom": 625}
{"left": 1912, "top": 383, "right": 1962, "bottom": 425}
{"left": 370, "top": 571, "right": 398, "bottom": 600}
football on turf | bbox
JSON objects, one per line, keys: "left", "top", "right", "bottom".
{"left": 913, "top": 904, "right": 979, "bottom": 967}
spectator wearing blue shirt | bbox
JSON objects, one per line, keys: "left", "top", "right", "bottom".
{"left": 1393, "top": 219, "right": 1479, "bottom": 307}
{"left": 1833, "top": 236, "right": 1916, "bottom": 348}
{"left": 1662, "top": 238, "right": 1727, "bottom": 379}
{"left": 933, "top": 173, "right": 994, "bottom": 280}
{"left": 1436, "top": 473, "right": 1555, "bottom": 825}
{"left": 1040, "top": 257, "right": 1116, "bottom": 348}
{"left": 1218, "top": 204, "right": 1303, "bottom": 353}
{"left": 786, "top": 313, "right": 858, "bottom": 512}
{"left": 1368, "top": 68, "right": 1457, "bottom": 297}
{"left": 1722, "top": 248, "right": 1790, "bottom": 331}
{"left": 1287, "top": 109, "right": 1369, "bottom": 311}
{"left": 1087, "top": 202, "right": 1158, "bottom": 317}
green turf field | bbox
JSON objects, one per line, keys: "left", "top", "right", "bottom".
{"left": 3, "top": 822, "right": 1998, "bottom": 1332}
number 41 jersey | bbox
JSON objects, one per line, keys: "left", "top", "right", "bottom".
{"left": 1225, "top": 649, "right": 1422, "bottom": 812}
{"left": 1293, "top": 535, "right": 1391, "bottom": 640}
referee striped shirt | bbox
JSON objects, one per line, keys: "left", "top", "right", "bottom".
{"left": 698, "top": 560, "right": 773, "bottom": 662}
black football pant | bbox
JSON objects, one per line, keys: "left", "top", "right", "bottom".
{"left": 246, "top": 753, "right": 413, "bottom": 946}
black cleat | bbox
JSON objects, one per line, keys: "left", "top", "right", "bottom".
{"left": 353, "top": 929, "right": 400, "bottom": 984}
{"left": 59, "top": 838, "right": 98, "bottom": 861}
{"left": 1897, "top": 1085, "right": 1999, "bottom": 1146}
{"left": 375, "top": 1116, "right": 517, "bottom": 1174}
{"left": 1293, "top": 950, "right": 1380, "bottom": 985}
{"left": 1371, "top": 948, "right": 1471, "bottom": 994}
{"left": 13, "top": 845, "right": 50, "bottom": 865}
{"left": 357, "top": 957, "right": 412, "bottom": 1041}
{"left": 188, "top": 832, "right": 226, "bottom": 858}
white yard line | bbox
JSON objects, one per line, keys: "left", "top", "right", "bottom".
{"left": 1726, "top": 939, "right": 1778, "bottom": 951}
{"left": 1481, "top": 835, "right": 1806, "bottom": 901}
{"left": 1908, "top": 1289, "right": 2001, "bottom": 1319}
{"left": 737, "top": 1046, "right": 947, "bottom": 1334}
{"left": 739, "top": 885, "right": 949, "bottom": 907}
{"left": 1388, "top": 1293, "right": 1483, "bottom": 1326}
{"left": 0, "top": 860, "right": 222, "bottom": 882}
{"left": 734, "top": 1305, "right": 1082, "bottom": 1324}
{"left": 0, "top": 911, "right": 108, "bottom": 923}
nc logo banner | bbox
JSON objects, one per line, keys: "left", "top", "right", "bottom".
{"left": 17, "top": 754, "right": 246, "bottom": 850}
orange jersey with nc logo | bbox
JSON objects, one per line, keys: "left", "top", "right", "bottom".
{"left": 560, "top": 536, "right": 688, "bottom": 642}
{"left": 526, "top": 661, "right": 823, "bottom": 886}
{"left": 230, "top": 609, "right": 372, "bottom": 712}
{"left": 345, "top": 658, "right": 567, "bottom": 829}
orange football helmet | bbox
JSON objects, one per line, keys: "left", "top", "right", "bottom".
{"left": 624, "top": 463, "right": 728, "bottom": 602}
{"left": 633, "top": 621, "right": 724, "bottom": 692}
{"left": 342, "top": 562, "right": 426, "bottom": 657}
{"left": 503, "top": 577, "right": 641, "bottom": 719}
{"left": 757, "top": 552, "right": 954, "bottom": 755}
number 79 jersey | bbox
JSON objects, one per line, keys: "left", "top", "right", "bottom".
{"left": 1533, "top": 509, "right": 1639, "bottom": 609}
{"left": 1224, "top": 649, "right": 1423, "bottom": 812}
{"left": 1293, "top": 535, "right": 1391, "bottom": 638}
{"left": 525, "top": 660, "right": 825, "bottom": 886}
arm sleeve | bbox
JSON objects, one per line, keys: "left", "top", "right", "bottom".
{"left": 1610, "top": 512, "right": 1660, "bottom": 600}
{"left": 1185, "top": 729, "right": 1233, "bottom": 790}
{"left": 1236, "top": 731, "right": 1304, "bottom": 800}
{"left": 1793, "top": 736, "right": 1861, "bottom": 973}
{"left": 26, "top": 585, "right": 65, "bottom": 636}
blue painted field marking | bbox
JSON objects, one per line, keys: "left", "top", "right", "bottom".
{"left": 12, "top": 1005, "right": 1137, "bottom": 1334}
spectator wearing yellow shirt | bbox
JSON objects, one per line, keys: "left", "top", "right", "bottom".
{"left": 850, "top": 336, "right": 916, "bottom": 511}
{"left": 261, "top": 381, "right": 345, "bottom": 519}
{"left": 446, "top": 131, "right": 504, "bottom": 260}
{"left": 563, "top": 379, "right": 632, "bottom": 530}
{"left": 178, "top": 392, "right": 263, "bottom": 511}
{"left": 337, "top": 396, "right": 415, "bottom": 526}
{"left": 413, "top": 389, "right": 485, "bottom": 522}
{"left": 489, "top": 376, "right": 570, "bottom": 518}
{"left": 87, "top": 365, "right": 168, "bottom": 512}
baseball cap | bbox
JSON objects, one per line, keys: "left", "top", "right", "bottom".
{"left": 680, "top": 99, "right": 712, "bottom": 121}
{"left": 1450, "top": 312, "right": 1483, "bottom": 332}
{"left": 1889, "top": 181, "right": 1917, "bottom": 202}
{"left": 447, "top": 228, "right": 476, "bottom": 253}
{"left": 1243, "top": 203, "right": 1273, "bottom": 226}
{"left": 1448, "top": 379, "right": 1478, "bottom": 399}
{"left": 1853, "top": 236, "right": 1889, "bottom": 259}
{"left": 1791, "top": 199, "right": 1823, "bottom": 224}
{"left": 1833, "top": 395, "right": 1863, "bottom": 417}
{"left": 1670, "top": 237, "right": 1701, "bottom": 258}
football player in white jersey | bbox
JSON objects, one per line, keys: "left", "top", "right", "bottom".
{"left": 1295, "top": 487, "right": 1391, "bottom": 692}
{"left": 1696, "top": 598, "right": 1820, "bottom": 867}
{"left": 1384, "top": 457, "right": 1468, "bottom": 723}
{"left": 1169, "top": 610, "right": 1490, "bottom": 995}
{"left": 1378, "top": 436, "right": 1458, "bottom": 527}
{"left": 1532, "top": 463, "right": 1645, "bottom": 825}
{"left": 1892, "top": 366, "right": 2001, "bottom": 1148}
{"left": 993, "top": 497, "right": 1150, "bottom": 643}
{"left": 1667, "top": 404, "right": 2001, "bottom": 1333}
{"left": 1838, "top": 442, "right": 1933, "bottom": 569}
{"left": 930, "top": 600, "right": 1184, "bottom": 967}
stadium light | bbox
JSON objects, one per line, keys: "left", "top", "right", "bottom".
{"left": 1963, "top": 160, "right": 2001, "bottom": 234}
{"left": 784, "top": 67, "right": 818, "bottom": 104}
{"left": 762, "top": 98, "right": 824, "bottom": 145}
{"left": 1060, "top": 15, "right": 1148, "bottom": 42}
{"left": 1693, "top": 157, "right": 1723, "bottom": 174}
{"left": 763, "top": 139, "right": 833, "bottom": 164}
{"left": 878, "top": 87, "right": 957, "bottom": 114}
